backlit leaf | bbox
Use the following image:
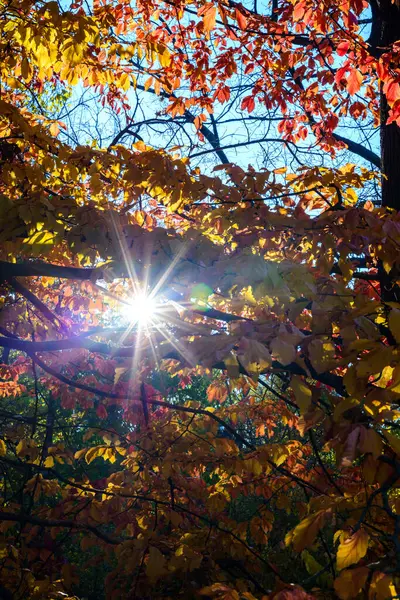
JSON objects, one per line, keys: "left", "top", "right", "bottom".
{"left": 347, "top": 69, "right": 363, "bottom": 95}
{"left": 291, "top": 376, "right": 312, "bottom": 414}
{"left": 285, "top": 510, "right": 329, "bottom": 552}
{"left": 336, "top": 529, "right": 369, "bottom": 570}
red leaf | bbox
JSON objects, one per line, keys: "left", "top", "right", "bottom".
{"left": 241, "top": 95, "right": 255, "bottom": 113}
{"left": 337, "top": 41, "right": 350, "bottom": 56}
{"left": 235, "top": 8, "right": 247, "bottom": 29}
{"left": 96, "top": 404, "right": 108, "bottom": 419}
{"left": 384, "top": 80, "right": 400, "bottom": 104}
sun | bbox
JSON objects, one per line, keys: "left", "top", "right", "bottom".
{"left": 128, "top": 292, "right": 157, "bottom": 326}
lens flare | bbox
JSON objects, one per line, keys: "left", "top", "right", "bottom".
{"left": 129, "top": 293, "right": 157, "bottom": 325}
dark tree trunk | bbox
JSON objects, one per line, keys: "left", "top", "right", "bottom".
{"left": 369, "top": 0, "right": 400, "bottom": 302}
{"left": 381, "top": 92, "right": 400, "bottom": 211}
{"left": 370, "top": 0, "right": 400, "bottom": 210}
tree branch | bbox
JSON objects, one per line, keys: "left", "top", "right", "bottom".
{"left": 0, "top": 260, "right": 100, "bottom": 282}
{"left": 0, "top": 510, "right": 123, "bottom": 545}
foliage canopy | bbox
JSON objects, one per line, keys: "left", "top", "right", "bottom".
{"left": 1, "top": 0, "right": 400, "bottom": 598}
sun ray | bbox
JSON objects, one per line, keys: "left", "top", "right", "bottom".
{"left": 108, "top": 208, "right": 141, "bottom": 295}
{"left": 149, "top": 236, "right": 195, "bottom": 299}
{"left": 103, "top": 213, "right": 213, "bottom": 375}
{"left": 152, "top": 321, "right": 197, "bottom": 368}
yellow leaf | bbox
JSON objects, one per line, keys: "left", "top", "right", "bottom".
{"left": 85, "top": 446, "right": 104, "bottom": 464}
{"left": 44, "top": 456, "right": 54, "bottom": 468}
{"left": 118, "top": 72, "right": 131, "bottom": 91}
{"left": 21, "top": 57, "right": 32, "bottom": 81}
{"left": 224, "top": 353, "right": 240, "bottom": 378}
{"left": 16, "top": 439, "right": 39, "bottom": 461}
{"left": 74, "top": 448, "right": 87, "bottom": 460}
{"left": 285, "top": 510, "right": 329, "bottom": 552}
{"left": 337, "top": 529, "right": 369, "bottom": 570}
{"left": 291, "top": 375, "right": 312, "bottom": 414}
{"left": 49, "top": 122, "right": 60, "bottom": 136}
{"left": 374, "top": 365, "right": 395, "bottom": 388}
{"left": 0, "top": 439, "right": 6, "bottom": 456}
{"left": 345, "top": 188, "right": 358, "bottom": 204}
{"left": 157, "top": 45, "right": 171, "bottom": 67}
{"left": 61, "top": 40, "right": 84, "bottom": 65}
{"left": 308, "top": 339, "right": 336, "bottom": 373}
{"left": 302, "top": 550, "right": 332, "bottom": 587}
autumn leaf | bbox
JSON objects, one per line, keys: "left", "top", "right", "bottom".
{"left": 270, "top": 337, "right": 296, "bottom": 366}
{"left": 337, "top": 41, "right": 350, "bottom": 56}
{"left": 44, "top": 456, "right": 55, "bottom": 468}
{"left": 96, "top": 403, "right": 108, "bottom": 419}
{"left": 207, "top": 381, "right": 228, "bottom": 403}
{"left": 369, "top": 572, "right": 398, "bottom": 600}
{"left": 202, "top": 4, "right": 217, "bottom": 32}
{"left": 241, "top": 95, "right": 255, "bottom": 113}
{"left": 292, "top": 0, "right": 306, "bottom": 21}
{"left": 235, "top": 8, "right": 248, "bottom": 29}
{"left": 200, "top": 584, "right": 240, "bottom": 599}
{"left": 290, "top": 375, "right": 312, "bottom": 414}
{"left": 237, "top": 337, "right": 272, "bottom": 377}
{"left": 285, "top": 510, "right": 330, "bottom": 552}
{"left": 334, "top": 567, "right": 369, "bottom": 599}
{"left": 336, "top": 529, "right": 369, "bottom": 570}
{"left": 341, "top": 427, "right": 361, "bottom": 466}
{"left": 347, "top": 69, "right": 363, "bottom": 95}
{"left": 384, "top": 80, "right": 400, "bottom": 104}
{"left": 0, "top": 439, "right": 6, "bottom": 456}
{"left": 359, "top": 427, "right": 383, "bottom": 459}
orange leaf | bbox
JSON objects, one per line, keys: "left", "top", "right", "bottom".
{"left": 292, "top": 1, "right": 306, "bottom": 22}
{"left": 347, "top": 69, "right": 362, "bottom": 95}
{"left": 203, "top": 5, "right": 217, "bottom": 32}
{"left": 207, "top": 381, "right": 228, "bottom": 403}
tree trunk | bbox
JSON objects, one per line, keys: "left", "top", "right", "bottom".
{"left": 381, "top": 93, "right": 400, "bottom": 211}
{"left": 369, "top": 0, "right": 400, "bottom": 302}
{"left": 370, "top": 0, "right": 400, "bottom": 210}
